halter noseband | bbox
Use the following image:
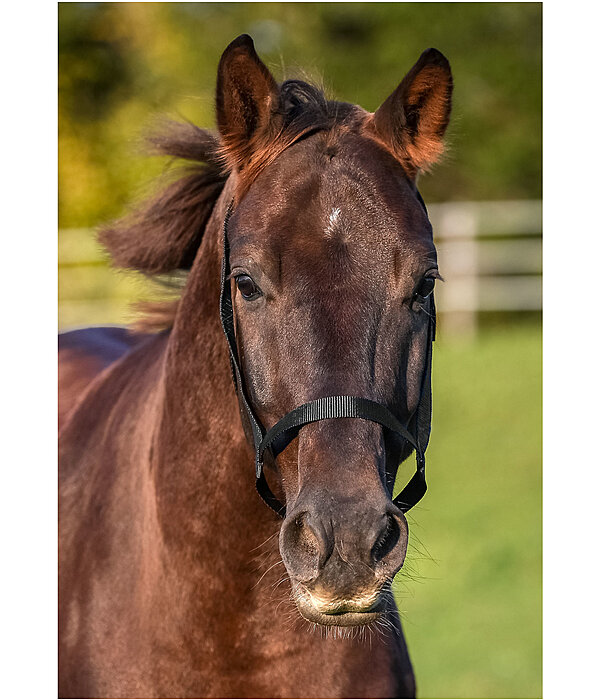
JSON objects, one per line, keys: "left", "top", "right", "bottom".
{"left": 219, "top": 197, "right": 435, "bottom": 518}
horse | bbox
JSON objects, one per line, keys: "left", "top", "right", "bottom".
{"left": 58, "top": 34, "right": 452, "bottom": 698}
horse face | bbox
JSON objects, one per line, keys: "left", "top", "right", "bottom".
{"left": 226, "top": 134, "right": 437, "bottom": 625}
{"left": 217, "top": 35, "right": 451, "bottom": 626}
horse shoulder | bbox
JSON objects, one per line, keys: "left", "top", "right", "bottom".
{"left": 58, "top": 330, "right": 169, "bottom": 697}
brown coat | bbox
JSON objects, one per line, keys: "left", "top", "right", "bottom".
{"left": 59, "top": 35, "right": 452, "bottom": 698}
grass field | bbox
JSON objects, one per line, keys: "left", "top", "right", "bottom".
{"left": 393, "top": 323, "right": 542, "bottom": 698}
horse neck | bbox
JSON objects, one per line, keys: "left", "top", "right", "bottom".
{"left": 154, "top": 182, "right": 279, "bottom": 564}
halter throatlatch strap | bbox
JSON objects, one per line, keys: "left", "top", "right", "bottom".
{"left": 219, "top": 199, "right": 435, "bottom": 518}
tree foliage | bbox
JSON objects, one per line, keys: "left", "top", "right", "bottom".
{"left": 59, "top": 2, "right": 541, "bottom": 227}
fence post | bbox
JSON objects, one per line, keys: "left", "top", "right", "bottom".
{"left": 435, "top": 205, "right": 478, "bottom": 337}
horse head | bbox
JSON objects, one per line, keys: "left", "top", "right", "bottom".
{"left": 215, "top": 36, "right": 452, "bottom": 627}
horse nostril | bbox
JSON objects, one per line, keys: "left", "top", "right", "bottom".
{"left": 280, "top": 511, "right": 332, "bottom": 582}
{"left": 371, "top": 514, "right": 401, "bottom": 563}
{"left": 294, "top": 514, "right": 320, "bottom": 557}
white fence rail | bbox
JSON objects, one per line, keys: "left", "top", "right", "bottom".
{"left": 58, "top": 200, "right": 542, "bottom": 332}
{"left": 428, "top": 200, "right": 542, "bottom": 334}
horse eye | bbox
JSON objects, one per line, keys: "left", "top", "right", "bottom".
{"left": 235, "top": 274, "right": 261, "bottom": 300}
{"left": 412, "top": 276, "right": 436, "bottom": 307}
{"left": 416, "top": 277, "right": 435, "bottom": 298}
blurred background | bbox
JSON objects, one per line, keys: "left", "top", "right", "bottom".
{"left": 58, "top": 3, "right": 542, "bottom": 697}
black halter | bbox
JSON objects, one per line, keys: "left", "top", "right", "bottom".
{"left": 219, "top": 196, "right": 435, "bottom": 518}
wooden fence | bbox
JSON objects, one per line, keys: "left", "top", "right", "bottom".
{"left": 428, "top": 199, "right": 542, "bottom": 334}
{"left": 59, "top": 199, "right": 542, "bottom": 333}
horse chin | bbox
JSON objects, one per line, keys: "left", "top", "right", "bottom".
{"left": 291, "top": 582, "right": 387, "bottom": 628}
{"left": 296, "top": 605, "right": 383, "bottom": 628}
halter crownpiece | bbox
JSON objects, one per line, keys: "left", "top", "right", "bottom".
{"left": 219, "top": 199, "right": 435, "bottom": 518}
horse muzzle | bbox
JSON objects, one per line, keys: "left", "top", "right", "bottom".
{"left": 279, "top": 501, "right": 409, "bottom": 627}
{"left": 291, "top": 582, "right": 388, "bottom": 626}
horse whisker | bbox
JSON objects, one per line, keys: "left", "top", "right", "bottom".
{"left": 252, "top": 558, "right": 285, "bottom": 590}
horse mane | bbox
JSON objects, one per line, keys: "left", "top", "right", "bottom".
{"left": 101, "top": 80, "right": 361, "bottom": 333}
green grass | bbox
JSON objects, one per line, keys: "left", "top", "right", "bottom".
{"left": 393, "top": 324, "right": 542, "bottom": 698}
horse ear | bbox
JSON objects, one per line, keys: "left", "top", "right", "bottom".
{"left": 216, "top": 34, "right": 281, "bottom": 171}
{"left": 370, "top": 48, "right": 452, "bottom": 177}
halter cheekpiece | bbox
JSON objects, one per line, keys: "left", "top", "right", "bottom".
{"left": 219, "top": 197, "right": 435, "bottom": 518}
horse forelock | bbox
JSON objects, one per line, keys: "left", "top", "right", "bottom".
{"left": 217, "top": 79, "right": 369, "bottom": 199}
